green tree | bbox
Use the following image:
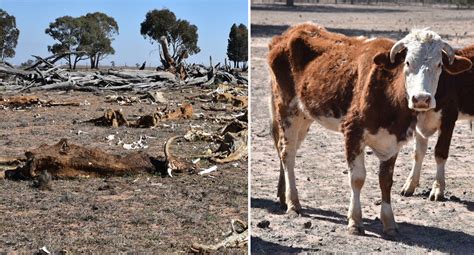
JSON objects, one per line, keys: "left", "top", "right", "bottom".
{"left": 0, "top": 9, "right": 20, "bottom": 61}
{"left": 140, "top": 9, "right": 200, "bottom": 67}
{"left": 45, "top": 12, "right": 118, "bottom": 69}
{"left": 227, "top": 23, "right": 248, "bottom": 68}
{"left": 79, "top": 12, "right": 119, "bottom": 69}
{"left": 45, "top": 16, "right": 86, "bottom": 69}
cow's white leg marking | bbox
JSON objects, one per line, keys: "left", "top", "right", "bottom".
{"left": 381, "top": 202, "right": 397, "bottom": 234}
{"left": 430, "top": 157, "right": 446, "bottom": 201}
{"left": 347, "top": 151, "right": 366, "bottom": 235}
{"left": 401, "top": 132, "right": 428, "bottom": 196}
{"left": 278, "top": 105, "right": 313, "bottom": 214}
{"left": 379, "top": 155, "right": 398, "bottom": 236}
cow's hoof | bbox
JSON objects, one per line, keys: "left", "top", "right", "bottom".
{"left": 400, "top": 182, "right": 417, "bottom": 197}
{"left": 347, "top": 225, "right": 365, "bottom": 236}
{"left": 429, "top": 190, "right": 445, "bottom": 201}
{"left": 286, "top": 208, "right": 300, "bottom": 218}
{"left": 400, "top": 189, "right": 414, "bottom": 197}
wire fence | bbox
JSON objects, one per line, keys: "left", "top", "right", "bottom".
{"left": 251, "top": 0, "right": 474, "bottom": 7}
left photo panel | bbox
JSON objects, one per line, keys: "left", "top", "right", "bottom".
{"left": 0, "top": 0, "right": 249, "bottom": 253}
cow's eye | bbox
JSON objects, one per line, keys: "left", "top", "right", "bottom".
{"left": 438, "top": 62, "right": 442, "bottom": 68}
{"left": 406, "top": 61, "right": 410, "bottom": 67}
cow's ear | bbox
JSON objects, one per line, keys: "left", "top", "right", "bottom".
{"left": 373, "top": 52, "right": 390, "bottom": 66}
{"left": 443, "top": 53, "right": 472, "bottom": 75}
{"left": 373, "top": 49, "right": 406, "bottom": 70}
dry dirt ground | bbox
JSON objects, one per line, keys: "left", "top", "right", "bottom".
{"left": 0, "top": 85, "right": 248, "bottom": 253}
{"left": 251, "top": 4, "right": 474, "bottom": 253}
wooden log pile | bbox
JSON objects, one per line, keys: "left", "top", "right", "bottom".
{"left": 0, "top": 54, "right": 248, "bottom": 92}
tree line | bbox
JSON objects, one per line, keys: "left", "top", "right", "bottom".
{"left": 0, "top": 8, "right": 248, "bottom": 69}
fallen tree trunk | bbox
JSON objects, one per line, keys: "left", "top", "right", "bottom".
{"left": 0, "top": 52, "right": 247, "bottom": 92}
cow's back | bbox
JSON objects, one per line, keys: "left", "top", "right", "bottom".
{"left": 454, "top": 45, "right": 474, "bottom": 117}
{"left": 288, "top": 27, "right": 396, "bottom": 122}
{"left": 433, "top": 45, "right": 474, "bottom": 118}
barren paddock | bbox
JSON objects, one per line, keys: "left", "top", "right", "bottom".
{"left": 0, "top": 88, "right": 247, "bottom": 253}
{"left": 251, "top": 4, "right": 473, "bottom": 253}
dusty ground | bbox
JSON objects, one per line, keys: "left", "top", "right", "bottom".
{"left": 251, "top": 3, "right": 474, "bottom": 253}
{"left": 0, "top": 85, "right": 248, "bottom": 253}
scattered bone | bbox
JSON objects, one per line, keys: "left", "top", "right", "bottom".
{"left": 190, "top": 219, "right": 248, "bottom": 252}
{"left": 105, "top": 95, "right": 139, "bottom": 105}
{"left": 211, "top": 130, "right": 248, "bottom": 163}
{"left": 37, "top": 246, "right": 51, "bottom": 255}
{"left": 198, "top": 165, "right": 218, "bottom": 175}
{"left": 164, "top": 136, "right": 196, "bottom": 177}
{"left": 201, "top": 104, "right": 228, "bottom": 112}
{"left": 122, "top": 136, "right": 149, "bottom": 150}
{"left": 184, "top": 129, "right": 216, "bottom": 142}
{"left": 142, "top": 91, "right": 168, "bottom": 104}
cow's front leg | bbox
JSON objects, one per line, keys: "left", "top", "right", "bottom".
{"left": 379, "top": 154, "right": 399, "bottom": 236}
{"left": 430, "top": 157, "right": 446, "bottom": 201}
{"left": 401, "top": 132, "right": 428, "bottom": 196}
{"left": 430, "top": 116, "right": 455, "bottom": 201}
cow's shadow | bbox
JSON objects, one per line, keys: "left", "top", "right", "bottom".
{"left": 251, "top": 236, "right": 307, "bottom": 254}
{"left": 252, "top": 197, "right": 474, "bottom": 253}
{"left": 412, "top": 190, "right": 474, "bottom": 212}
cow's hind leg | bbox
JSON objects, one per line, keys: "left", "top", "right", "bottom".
{"left": 347, "top": 150, "right": 366, "bottom": 235}
{"left": 344, "top": 124, "right": 366, "bottom": 235}
{"left": 272, "top": 100, "right": 312, "bottom": 214}
{"left": 401, "top": 132, "right": 428, "bottom": 196}
{"left": 379, "top": 154, "right": 399, "bottom": 236}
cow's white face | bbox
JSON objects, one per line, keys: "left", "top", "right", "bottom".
{"left": 404, "top": 39, "right": 444, "bottom": 110}
{"left": 391, "top": 29, "right": 454, "bottom": 111}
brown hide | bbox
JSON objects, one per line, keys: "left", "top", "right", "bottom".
{"left": 432, "top": 44, "right": 474, "bottom": 159}
{"left": 268, "top": 23, "right": 417, "bottom": 162}
{"left": 8, "top": 139, "right": 156, "bottom": 179}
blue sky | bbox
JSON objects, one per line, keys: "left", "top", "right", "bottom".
{"left": 0, "top": 0, "right": 248, "bottom": 67}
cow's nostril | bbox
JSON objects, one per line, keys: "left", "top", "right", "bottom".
{"left": 412, "top": 95, "right": 431, "bottom": 107}
{"left": 423, "top": 96, "right": 431, "bottom": 104}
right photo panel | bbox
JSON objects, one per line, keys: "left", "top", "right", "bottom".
{"left": 250, "top": 0, "right": 474, "bottom": 253}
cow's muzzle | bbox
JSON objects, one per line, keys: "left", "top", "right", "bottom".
{"left": 411, "top": 93, "right": 434, "bottom": 111}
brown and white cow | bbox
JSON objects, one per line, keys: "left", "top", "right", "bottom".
{"left": 401, "top": 45, "right": 474, "bottom": 201}
{"left": 268, "top": 23, "right": 471, "bottom": 236}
